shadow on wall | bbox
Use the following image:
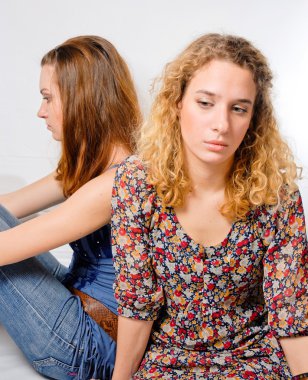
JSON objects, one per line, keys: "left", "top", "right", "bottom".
{"left": 0, "top": 175, "right": 26, "bottom": 194}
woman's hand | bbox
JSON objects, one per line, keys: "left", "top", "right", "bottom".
{"left": 280, "top": 336, "right": 308, "bottom": 376}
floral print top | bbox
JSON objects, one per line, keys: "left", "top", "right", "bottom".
{"left": 111, "top": 156, "right": 308, "bottom": 380}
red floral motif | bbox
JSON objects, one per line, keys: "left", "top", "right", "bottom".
{"left": 112, "top": 157, "right": 307, "bottom": 379}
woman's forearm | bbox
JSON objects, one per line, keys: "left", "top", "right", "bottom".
{"left": 0, "top": 169, "right": 115, "bottom": 265}
{"left": 0, "top": 171, "right": 64, "bottom": 218}
{"left": 280, "top": 336, "right": 308, "bottom": 376}
{"left": 112, "top": 316, "right": 153, "bottom": 380}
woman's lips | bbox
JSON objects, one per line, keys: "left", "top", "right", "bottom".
{"left": 203, "top": 140, "right": 228, "bottom": 152}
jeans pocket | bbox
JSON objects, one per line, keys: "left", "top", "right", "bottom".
{"left": 32, "top": 357, "right": 79, "bottom": 380}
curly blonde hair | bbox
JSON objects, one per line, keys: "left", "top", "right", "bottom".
{"left": 138, "top": 33, "right": 299, "bottom": 219}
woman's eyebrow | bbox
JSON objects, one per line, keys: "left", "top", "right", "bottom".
{"left": 196, "top": 89, "right": 216, "bottom": 97}
{"left": 196, "top": 89, "right": 253, "bottom": 104}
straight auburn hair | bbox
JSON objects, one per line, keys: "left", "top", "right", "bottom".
{"left": 41, "top": 35, "right": 141, "bottom": 197}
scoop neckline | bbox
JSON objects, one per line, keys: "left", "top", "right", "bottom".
{"left": 169, "top": 207, "right": 236, "bottom": 250}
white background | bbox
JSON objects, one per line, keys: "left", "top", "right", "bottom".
{"left": 0, "top": 0, "right": 307, "bottom": 215}
{"left": 0, "top": 1, "right": 307, "bottom": 377}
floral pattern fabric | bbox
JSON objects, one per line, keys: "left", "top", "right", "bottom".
{"left": 111, "top": 156, "right": 308, "bottom": 379}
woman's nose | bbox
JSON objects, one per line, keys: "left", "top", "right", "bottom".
{"left": 37, "top": 102, "right": 47, "bottom": 119}
{"left": 213, "top": 107, "right": 229, "bottom": 133}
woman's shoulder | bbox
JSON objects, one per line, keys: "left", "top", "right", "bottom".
{"left": 118, "top": 154, "right": 145, "bottom": 168}
{"left": 246, "top": 186, "right": 305, "bottom": 245}
{"left": 115, "top": 155, "right": 148, "bottom": 181}
{"left": 261, "top": 186, "right": 301, "bottom": 214}
{"left": 112, "top": 155, "right": 157, "bottom": 218}
{"left": 251, "top": 186, "right": 303, "bottom": 226}
{"left": 113, "top": 154, "right": 155, "bottom": 193}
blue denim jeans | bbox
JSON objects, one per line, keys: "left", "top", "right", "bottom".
{"left": 0, "top": 205, "right": 116, "bottom": 379}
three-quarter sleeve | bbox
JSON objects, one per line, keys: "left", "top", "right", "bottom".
{"left": 262, "top": 190, "right": 308, "bottom": 338}
{"left": 111, "top": 156, "right": 164, "bottom": 320}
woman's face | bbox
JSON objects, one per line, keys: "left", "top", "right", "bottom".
{"left": 37, "top": 64, "right": 63, "bottom": 141}
{"left": 178, "top": 59, "right": 256, "bottom": 172}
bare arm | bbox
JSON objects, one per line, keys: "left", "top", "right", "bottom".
{"left": 280, "top": 336, "right": 308, "bottom": 377}
{"left": 0, "top": 171, "right": 65, "bottom": 219}
{"left": 0, "top": 168, "right": 115, "bottom": 265}
{"left": 112, "top": 316, "right": 153, "bottom": 380}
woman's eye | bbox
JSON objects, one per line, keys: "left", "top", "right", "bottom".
{"left": 197, "top": 100, "right": 213, "bottom": 108}
{"left": 233, "top": 105, "right": 247, "bottom": 113}
{"left": 43, "top": 96, "right": 51, "bottom": 103}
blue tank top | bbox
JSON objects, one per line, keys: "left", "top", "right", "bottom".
{"left": 64, "top": 224, "right": 117, "bottom": 314}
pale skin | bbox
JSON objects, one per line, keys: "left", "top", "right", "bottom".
{"left": 0, "top": 64, "right": 127, "bottom": 265}
{"left": 0, "top": 64, "right": 66, "bottom": 219}
{"left": 112, "top": 60, "right": 308, "bottom": 379}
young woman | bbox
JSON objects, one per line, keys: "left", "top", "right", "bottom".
{"left": 111, "top": 34, "right": 308, "bottom": 379}
{"left": 0, "top": 35, "right": 141, "bottom": 379}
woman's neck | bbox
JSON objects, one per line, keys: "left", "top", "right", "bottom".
{"left": 186, "top": 158, "right": 232, "bottom": 195}
{"left": 105, "top": 144, "right": 131, "bottom": 171}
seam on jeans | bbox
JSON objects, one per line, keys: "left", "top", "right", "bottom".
{"left": 0, "top": 268, "right": 77, "bottom": 350}
{"left": 32, "top": 356, "right": 79, "bottom": 371}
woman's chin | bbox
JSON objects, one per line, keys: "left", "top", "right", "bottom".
{"left": 51, "top": 132, "right": 62, "bottom": 142}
